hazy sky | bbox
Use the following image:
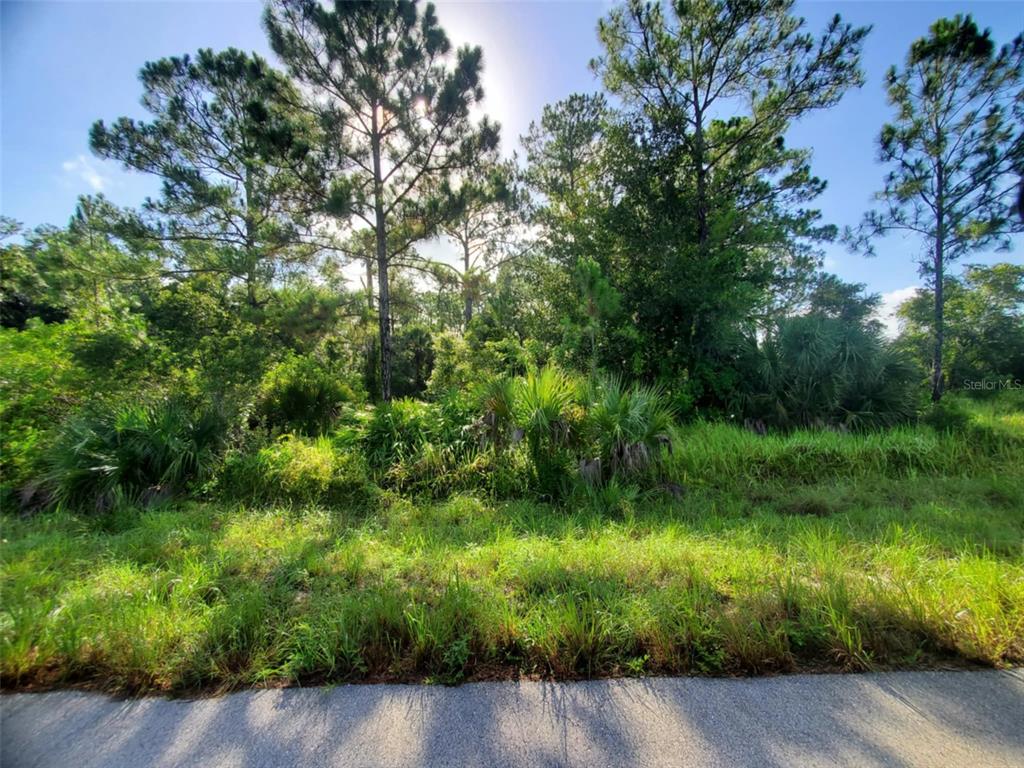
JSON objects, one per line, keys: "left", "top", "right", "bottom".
{"left": 3, "top": 1, "right": 1022, "bottom": 333}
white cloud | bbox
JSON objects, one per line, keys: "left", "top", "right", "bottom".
{"left": 61, "top": 154, "right": 111, "bottom": 192}
{"left": 876, "top": 285, "right": 919, "bottom": 339}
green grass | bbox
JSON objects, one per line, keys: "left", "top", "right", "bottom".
{"left": 670, "top": 418, "right": 1023, "bottom": 485}
{"left": 3, "top": 421, "right": 1022, "bottom": 692}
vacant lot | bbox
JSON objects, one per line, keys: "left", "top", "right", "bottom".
{"left": 3, "top": 404, "right": 1022, "bottom": 694}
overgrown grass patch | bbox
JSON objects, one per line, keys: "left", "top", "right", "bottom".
{"left": 3, "top": 463, "right": 1021, "bottom": 691}
{"left": 671, "top": 419, "right": 1022, "bottom": 485}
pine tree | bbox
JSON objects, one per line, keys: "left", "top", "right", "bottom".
{"left": 594, "top": 0, "right": 868, "bottom": 252}
{"left": 433, "top": 158, "right": 525, "bottom": 328}
{"left": 90, "top": 48, "right": 322, "bottom": 308}
{"left": 521, "top": 93, "right": 609, "bottom": 270}
{"left": 852, "top": 16, "right": 1023, "bottom": 401}
{"left": 576, "top": 0, "right": 867, "bottom": 392}
{"left": 265, "top": 0, "right": 498, "bottom": 400}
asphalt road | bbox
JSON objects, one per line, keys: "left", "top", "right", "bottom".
{"left": 3, "top": 670, "right": 1023, "bottom": 767}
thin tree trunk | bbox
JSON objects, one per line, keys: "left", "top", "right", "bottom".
{"left": 931, "top": 166, "right": 945, "bottom": 403}
{"left": 243, "top": 166, "right": 259, "bottom": 308}
{"left": 365, "top": 257, "right": 374, "bottom": 311}
{"left": 1018, "top": 176, "right": 1024, "bottom": 223}
{"left": 363, "top": 255, "right": 376, "bottom": 396}
{"left": 691, "top": 83, "right": 708, "bottom": 247}
{"left": 690, "top": 80, "right": 709, "bottom": 384}
{"left": 370, "top": 114, "right": 392, "bottom": 402}
{"left": 462, "top": 241, "right": 472, "bottom": 328}
{"left": 246, "top": 275, "right": 258, "bottom": 308}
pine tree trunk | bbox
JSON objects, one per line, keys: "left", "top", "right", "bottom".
{"left": 365, "top": 257, "right": 374, "bottom": 311}
{"left": 690, "top": 81, "right": 709, "bottom": 386}
{"left": 370, "top": 117, "right": 392, "bottom": 402}
{"left": 931, "top": 167, "right": 945, "bottom": 403}
{"left": 462, "top": 241, "right": 473, "bottom": 328}
{"left": 590, "top": 324, "right": 598, "bottom": 381}
{"left": 243, "top": 166, "right": 259, "bottom": 308}
{"left": 691, "top": 83, "right": 708, "bottom": 247}
{"left": 1018, "top": 176, "right": 1024, "bottom": 223}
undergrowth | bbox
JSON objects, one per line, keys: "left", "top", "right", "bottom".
{"left": 2, "top": 397, "right": 1021, "bottom": 692}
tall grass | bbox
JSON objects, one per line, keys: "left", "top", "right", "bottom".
{"left": 3, "top": 395, "right": 1021, "bottom": 691}
{"left": 217, "top": 436, "right": 373, "bottom": 507}
{"left": 2, "top": 467, "right": 1022, "bottom": 692}
{"left": 671, "top": 419, "right": 1022, "bottom": 486}
{"left": 363, "top": 398, "right": 445, "bottom": 470}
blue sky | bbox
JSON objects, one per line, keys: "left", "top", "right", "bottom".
{"left": 2, "top": 1, "right": 1022, "bottom": 332}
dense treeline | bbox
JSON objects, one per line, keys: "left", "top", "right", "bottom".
{"left": 1, "top": 1, "right": 1022, "bottom": 511}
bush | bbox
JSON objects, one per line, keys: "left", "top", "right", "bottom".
{"left": 1, "top": 321, "right": 84, "bottom": 491}
{"left": 363, "top": 398, "right": 444, "bottom": 470}
{"left": 366, "top": 388, "right": 529, "bottom": 498}
{"left": 255, "top": 355, "right": 357, "bottom": 436}
{"left": 511, "top": 366, "right": 582, "bottom": 498}
{"left": 583, "top": 375, "right": 677, "bottom": 484}
{"left": 46, "top": 398, "right": 227, "bottom": 511}
{"left": 218, "top": 436, "right": 373, "bottom": 507}
{"left": 735, "top": 316, "right": 920, "bottom": 431}
{"left": 391, "top": 323, "right": 435, "bottom": 399}
{"left": 383, "top": 442, "right": 534, "bottom": 500}
{"left": 452, "top": 368, "right": 681, "bottom": 500}
{"left": 69, "top": 314, "right": 157, "bottom": 376}
{"left": 426, "top": 331, "right": 534, "bottom": 399}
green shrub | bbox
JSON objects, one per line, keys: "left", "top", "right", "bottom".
{"left": 461, "top": 449, "right": 532, "bottom": 499}
{"left": 363, "top": 398, "right": 444, "bottom": 470}
{"left": 46, "top": 398, "right": 227, "bottom": 510}
{"left": 583, "top": 375, "right": 676, "bottom": 484}
{"left": 511, "top": 366, "right": 581, "bottom": 498}
{"left": 391, "top": 323, "right": 435, "bottom": 399}
{"left": 69, "top": 314, "right": 156, "bottom": 376}
{"left": 434, "top": 388, "right": 478, "bottom": 451}
{"left": 1, "top": 321, "right": 89, "bottom": 490}
{"left": 425, "top": 331, "right": 470, "bottom": 396}
{"left": 255, "top": 355, "right": 357, "bottom": 436}
{"left": 218, "top": 436, "right": 372, "bottom": 507}
{"left": 368, "top": 385, "right": 532, "bottom": 500}
{"left": 426, "top": 331, "right": 534, "bottom": 399}
{"left": 385, "top": 444, "right": 532, "bottom": 499}
{"left": 360, "top": 392, "right": 487, "bottom": 497}
{"left": 839, "top": 347, "right": 921, "bottom": 429}
{"left": 470, "top": 376, "right": 518, "bottom": 450}
{"left": 456, "top": 368, "right": 681, "bottom": 499}
{"left": 735, "top": 316, "right": 919, "bottom": 431}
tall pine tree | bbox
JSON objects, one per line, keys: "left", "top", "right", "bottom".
{"left": 265, "top": 0, "right": 498, "bottom": 400}
{"left": 577, "top": 0, "right": 868, "bottom": 394}
{"left": 851, "top": 16, "right": 1023, "bottom": 401}
{"left": 91, "top": 48, "right": 323, "bottom": 308}
{"left": 595, "top": 0, "right": 869, "bottom": 253}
